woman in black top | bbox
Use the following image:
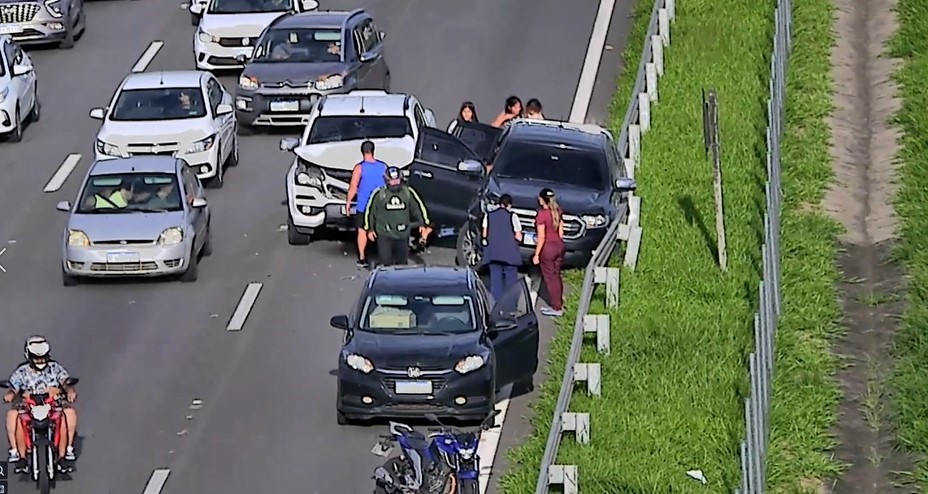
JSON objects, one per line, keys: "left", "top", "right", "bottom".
{"left": 447, "top": 101, "right": 479, "bottom": 132}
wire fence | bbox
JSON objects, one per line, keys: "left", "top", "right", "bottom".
{"left": 736, "top": 0, "right": 790, "bottom": 492}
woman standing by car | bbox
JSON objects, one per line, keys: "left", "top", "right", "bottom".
{"left": 447, "top": 101, "right": 479, "bottom": 132}
{"left": 533, "top": 188, "right": 565, "bottom": 317}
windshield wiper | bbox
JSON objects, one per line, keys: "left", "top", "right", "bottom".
{"left": 127, "top": 206, "right": 169, "bottom": 213}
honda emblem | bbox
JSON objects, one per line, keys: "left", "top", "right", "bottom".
{"left": 406, "top": 367, "right": 422, "bottom": 378}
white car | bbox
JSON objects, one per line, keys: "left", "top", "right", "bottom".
{"left": 0, "top": 35, "right": 39, "bottom": 142}
{"left": 278, "top": 90, "right": 440, "bottom": 244}
{"left": 191, "top": 0, "right": 319, "bottom": 70}
{"left": 89, "top": 71, "right": 239, "bottom": 188}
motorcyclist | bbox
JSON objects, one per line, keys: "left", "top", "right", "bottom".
{"left": 363, "top": 166, "right": 430, "bottom": 267}
{"left": 4, "top": 336, "right": 78, "bottom": 465}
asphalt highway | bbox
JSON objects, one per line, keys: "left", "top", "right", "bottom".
{"left": 0, "top": 0, "right": 620, "bottom": 492}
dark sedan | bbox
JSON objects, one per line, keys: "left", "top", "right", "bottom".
{"left": 331, "top": 266, "right": 539, "bottom": 425}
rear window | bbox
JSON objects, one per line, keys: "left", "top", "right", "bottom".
{"left": 494, "top": 142, "right": 608, "bottom": 190}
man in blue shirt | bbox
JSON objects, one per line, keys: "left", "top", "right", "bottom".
{"left": 346, "top": 140, "right": 387, "bottom": 268}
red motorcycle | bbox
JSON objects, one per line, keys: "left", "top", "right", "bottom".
{"left": 0, "top": 377, "right": 78, "bottom": 494}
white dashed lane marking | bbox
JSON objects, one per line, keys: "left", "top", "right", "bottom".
{"left": 226, "top": 282, "right": 264, "bottom": 331}
{"left": 43, "top": 153, "right": 81, "bottom": 193}
{"left": 132, "top": 41, "right": 164, "bottom": 73}
{"left": 142, "top": 469, "right": 170, "bottom": 494}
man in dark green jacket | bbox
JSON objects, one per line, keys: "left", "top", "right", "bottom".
{"left": 363, "top": 166, "right": 430, "bottom": 267}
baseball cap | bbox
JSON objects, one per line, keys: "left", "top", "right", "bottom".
{"left": 384, "top": 166, "right": 402, "bottom": 181}
{"left": 360, "top": 140, "right": 375, "bottom": 154}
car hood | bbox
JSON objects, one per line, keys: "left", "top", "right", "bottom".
{"left": 200, "top": 12, "right": 287, "bottom": 38}
{"left": 294, "top": 137, "right": 415, "bottom": 170}
{"left": 98, "top": 119, "right": 214, "bottom": 148}
{"left": 487, "top": 177, "right": 609, "bottom": 215}
{"left": 243, "top": 61, "right": 348, "bottom": 86}
{"left": 347, "top": 330, "right": 484, "bottom": 370}
{"left": 68, "top": 211, "right": 187, "bottom": 243}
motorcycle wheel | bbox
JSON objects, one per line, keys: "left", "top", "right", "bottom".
{"left": 36, "top": 447, "right": 51, "bottom": 494}
{"left": 456, "top": 478, "right": 479, "bottom": 494}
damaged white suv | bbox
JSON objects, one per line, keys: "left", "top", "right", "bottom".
{"left": 279, "top": 90, "right": 440, "bottom": 244}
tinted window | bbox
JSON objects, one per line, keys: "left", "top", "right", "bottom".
{"left": 360, "top": 293, "right": 477, "bottom": 334}
{"left": 307, "top": 116, "right": 412, "bottom": 144}
{"left": 358, "top": 19, "right": 378, "bottom": 53}
{"left": 111, "top": 88, "right": 207, "bottom": 121}
{"left": 252, "top": 28, "right": 342, "bottom": 63}
{"left": 494, "top": 142, "right": 608, "bottom": 190}
{"left": 208, "top": 0, "right": 291, "bottom": 13}
{"left": 77, "top": 173, "right": 183, "bottom": 213}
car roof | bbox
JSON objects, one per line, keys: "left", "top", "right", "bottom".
{"left": 89, "top": 156, "right": 181, "bottom": 175}
{"left": 121, "top": 71, "right": 203, "bottom": 90}
{"left": 369, "top": 266, "right": 473, "bottom": 294}
{"left": 504, "top": 118, "right": 611, "bottom": 149}
{"left": 272, "top": 9, "right": 361, "bottom": 30}
{"left": 318, "top": 91, "right": 409, "bottom": 117}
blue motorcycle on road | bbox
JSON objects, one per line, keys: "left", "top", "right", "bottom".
{"left": 371, "top": 412, "right": 498, "bottom": 494}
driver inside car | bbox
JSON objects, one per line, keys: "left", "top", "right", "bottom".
{"left": 4, "top": 336, "right": 78, "bottom": 466}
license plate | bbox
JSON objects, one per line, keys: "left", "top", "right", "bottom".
{"left": 523, "top": 233, "right": 537, "bottom": 246}
{"left": 341, "top": 205, "right": 355, "bottom": 216}
{"left": 0, "top": 25, "right": 24, "bottom": 34}
{"left": 394, "top": 380, "right": 432, "bottom": 395}
{"left": 270, "top": 100, "right": 299, "bottom": 112}
{"left": 106, "top": 251, "right": 140, "bottom": 263}
{"left": 236, "top": 47, "right": 254, "bottom": 57}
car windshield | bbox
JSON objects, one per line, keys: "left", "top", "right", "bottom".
{"left": 76, "top": 173, "right": 184, "bottom": 214}
{"left": 307, "top": 116, "right": 413, "bottom": 144}
{"left": 494, "top": 142, "right": 608, "bottom": 190}
{"left": 360, "top": 294, "right": 477, "bottom": 334}
{"left": 252, "top": 28, "right": 342, "bottom": 63}
{"left": 207, "top": 0, "right": 291, "bottom": 14}
{"left": 110, "top": 88, "right": 207, "bottom": 121}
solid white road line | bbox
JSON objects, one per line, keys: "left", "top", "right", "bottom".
{"left": 0, "top": 247, "right": 6, "bottom": 273}
{"left": 568, "top": 0, "right": 617, "bottom": 123}
{"left": 142, "top": 469, "right": 170, "bottom": 494}
{"left": 226, "top": 282, "right": 263, "bottom": 331}
{"left": 43, "top": 153, "right": 81, "bottom": 193}
{"left": 132, "top": 41, "right": 164, "bottom": 73}
{"left": 477, "top": 384, "right": 513, "bottom": 494}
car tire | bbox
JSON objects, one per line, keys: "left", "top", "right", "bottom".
{"left": 190, "top": 12, "right": 199, "bottom": 26}
{"left": 59, "top": 20, "right": 75, "bottom": 49}
{"left": 61, "top": 269, "right": 78, "bottom": 287}
{"left": 228, "top": 136, "right": 240, "bottom": 166}
{"left": 30, "top": 89, "right": 40, "bottom": 122}
{"left": 287, "top": 215, "right": 311, "bottom": 245}
{"left": 455, "top": 221, "right": 479, "bottom": 268}
{"left": 336, "top": 408, "right": 351, "bottom": 426}
{"left": 382, "top": 72, "right": 391, "bottom": 92}
{"left": 180, "top": 251, "right": 199, "bottom": 282}
{"left": 201, "top": 225, "right": 213, "bottom": 257}
{"left": 7, "top": 107, "right": 23, "bottom": 143}
{"left": 205, "top": 161, "right": 224, "bottom": 189}
{"left": 236, "top": 123, "right": 254, "bottom": 136}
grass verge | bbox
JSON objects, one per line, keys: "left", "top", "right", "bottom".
{"left": 888, "top": 0, "right": 928, "bottom": 488}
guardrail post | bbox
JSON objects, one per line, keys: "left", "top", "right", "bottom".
{"left": 659, "top": 7, "right": 670, "bottom": 45}
{"left": 628, "top": 194, "right": 641, "bottom": 229}
{"left": 651, "top": 35, "right": 664, "bottom": 76}
{"left": 583, "top": 314, "right": 611, "bottom": 355}
{"left": 666, "top": 0, "right": 675, "bottom": 21}
{"left": 548, "top": 465, "right": 578, "bottom": 494}
{"left": 561, "top": 412, "right": 591, "bottom": 444}
{"left": 646, "top": 63, "right": 658, "bottom": 102}
{"left": 573, "top": 363, "right": 601, "bottom": 396}
{"left": 594, "top": 266, "right": 620, "bottom": 309}
{"left": 629, "top": 124, "right": 641, "bottom": 168}
{"left": 624, "top": 158, "right": 635, "bottom": 179}
{"left": 638, "top": 93, "right": 651, "bottom": 132}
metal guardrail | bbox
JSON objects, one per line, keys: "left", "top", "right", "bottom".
{"left": 533, "top": 1, "right": 675, "bottom": 492}
{"left": 735, "top": 0, "right": 790, "bottom": 492}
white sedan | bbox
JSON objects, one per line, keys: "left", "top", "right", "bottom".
{"left": 0, "top": 35, "right": 40, "bottom": 142}
{"left": 89, "top": 70, "right": 239, "bottom": 188}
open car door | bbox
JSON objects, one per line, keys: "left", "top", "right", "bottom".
{"left": 408, "top": 127, "right": 487, "bottom": 229}
{"left": 448, "top": 121, "right": 503, "bottom": 163}
{"left": 488, "top": 277, "right": 539, "bottom": 390}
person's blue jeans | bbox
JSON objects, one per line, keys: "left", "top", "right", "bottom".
{"left": 488, "top": 262, "right": 519, "bottom": 303}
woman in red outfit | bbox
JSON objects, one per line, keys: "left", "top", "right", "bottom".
{"left": 532, "top": 188, "right": 565, "bottom": 317}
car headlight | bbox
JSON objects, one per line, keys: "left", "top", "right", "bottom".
{"left": 581, "top": 214, "right": 608, "bottom": 228}
{"left": 458, "top": 447, "right": 475, "bottom": 460}
{"left": 316, "top": 74, "right": 344, "bottom": 91}
{"left": 345, "top": 354, "right": 374, "bottom": 374}
{"left": 197, "top": 28, "right": 219, "bottom": 43}
{"left": 95, "top": 139, "right": 121, "bottom": 157}
{"left": 158, "top": 227, "right": 184, "bottom": 245}
{"left": 454, "top": 355, "right": 485, "bottom": 374}
{"left": 186, "top": 134, "right": 216, "bottom": 154}
{"left": 0, "top": 87, "right": 8, "bottom": 104}
{"left": 44, "top": 0, "right": 63, "bottom": 17}
{"left": 295, "top": 163, "right": 323, "bottom": 188}
{"left": 67, "top": 230, "right": 89, "bottom": 247}
{"left": 238, "top": 75, "right": 258, "bottom": 91}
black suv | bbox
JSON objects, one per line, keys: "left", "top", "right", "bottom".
{"left": 403, "top": 119, "right": 636, "bottom": 267}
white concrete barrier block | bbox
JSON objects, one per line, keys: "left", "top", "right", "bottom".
{"left": 646, "top": 63, "right": 658, "bottom": 101}
{"left": 629, "top": 124, "right": 641, "bottom": 166}
{"left": 623, "top": 226, "right": 643, "bottom": 270}
{"left": 659, "top": 8, "right": 670, "bottom": 45}
{"left": 638, "top": 92, "right": 651, "bottom": 132}
{"left": 548, "top": 465, "right": 579, "bottom": 494}
{"left": 624, "top": 158, "right": 635, "bottom": 179}
{"left": 652, "top": 34, "right": 664, "bottom": 76}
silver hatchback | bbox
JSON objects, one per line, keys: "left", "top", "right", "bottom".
{"left": 57, "top": 156, "right": 212, "bottom": 285}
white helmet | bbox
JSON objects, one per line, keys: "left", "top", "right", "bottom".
{"left": 24, "top": 336, "right": 51, "bottom": 370}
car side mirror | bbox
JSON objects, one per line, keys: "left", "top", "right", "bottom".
{"left": 359, "top": 52, "right": 376, "bottom": 63}
{"left": 298, "top": 0, "right": 318, "bottom": 11}
{"left": 0, "top": 380, "right": 9, "bottom": 389}
{"left": 235, "top": 54, "right": 248, "bottom": 64}
{"left": 12, "top": 64, "right": 32, "bottom": 77}
{"left": 64, "top": 377, "right": 79, "bottom": 386}
{"left": 330, "top": 315, "right": 349, "bottom": 330}
{"left": 457, "top": 159, "right": 484, "bottom": 175}
{"left": 424, "top": 109, "right": 436, "bottom": 126}
{"left": 280, "top": 137, "right": 300, "bottom": 151}
{"left": 56, "top": 201, "right": 71, "bottom": 212}
{"left": 188, "top": 2, "right": 204, "bottom": 14}
{"left": 215, "top": 104, "right": 233, "bottom": 116}
{"left": 615, "top": 178, "right": 637, "bottom": 191}
{"left": 380, "top": 31, "right": 386, "bottom": 40}
{"left": 89, "top": 108, "right": 105, "bottom": 120}
{"left": 191, "top": 197, "right": 208, "bottom": 208}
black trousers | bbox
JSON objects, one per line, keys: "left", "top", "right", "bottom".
{"left": 377, "top": 236, "right": 410, "bottom": 266}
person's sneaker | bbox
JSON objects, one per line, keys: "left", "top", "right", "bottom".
{"left": 8, "top": 448, "right": 20, "bottom": 462}
{"left": 540, "top": 308, "right": 564, "bottom": 317}
{"left": 64, "top": 446, "right": 76, "bottom": 461}
{"left": 357, "top": 259, "right": 370, "bottom": 269}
